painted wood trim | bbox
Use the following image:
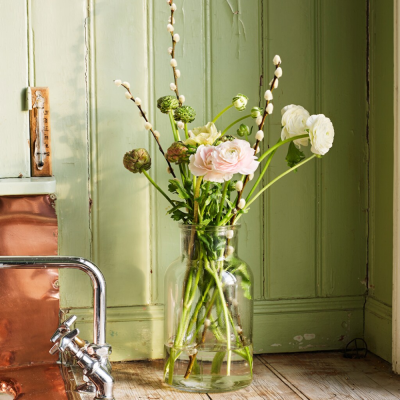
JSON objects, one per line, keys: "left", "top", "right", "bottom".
{"left": 393, "top": 0, "right": 400, "bottom": 374}
{"left": 67, "top": 296, "right": 365, "bottom": 322}
{"left": 366, "top": 296, "right": 392, "bottom": 321}
{"left": 366, "top": 296, "right": 392, "bottom": 363}
{"left": 66, "top": 296, "right": 364, "bottom": 360}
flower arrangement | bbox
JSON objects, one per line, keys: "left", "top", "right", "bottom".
{"left": 114, "top": 0, "right": 334, "bottom": 391}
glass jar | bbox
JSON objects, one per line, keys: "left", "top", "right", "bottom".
{"left": 164, "top": 224, "right": 253, "bottom": 393}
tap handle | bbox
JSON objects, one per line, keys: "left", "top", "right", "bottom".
{"left": 64, "top": 314, "right": 77, "bottom": 328}
{"left": 51, "top": 314, "right": 77, "bottom": 343}
{"left": 49, "top": 342, "right": 60, "bottom": 355}
{"left": 49, "top": 328, "right": 81, "bottom": 355}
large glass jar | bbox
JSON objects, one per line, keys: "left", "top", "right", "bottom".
{"left": 164, "top": 224, "right": 253, "bottom": 393}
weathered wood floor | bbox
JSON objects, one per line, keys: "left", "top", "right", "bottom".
{"left": 112, "top": 352, "right": 400, "bottom": 399}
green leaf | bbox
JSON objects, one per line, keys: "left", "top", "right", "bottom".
{"left": 168, "top": 179, "right": 190, "bottom": 199}
{"left": 285, "top": 141, "right": 305, "bottom": 168}
{"left": 211, "top": 352, "right": 226, "bottom": 375}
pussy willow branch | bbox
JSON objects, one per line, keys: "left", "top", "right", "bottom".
{"left": 119, "top": 83, "right": 177, "bottom": 179}
{"left": 167, "top": 1, "right": 182, "bottom": 105}
{"left": 230, "top": 63, "right": 281, "bottom": 225}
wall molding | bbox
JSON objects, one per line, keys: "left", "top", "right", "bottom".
{"left": 365, "top": 296, "right": 392, "bottom": 363}
{"left": 366, "top": 296, "right": 392, "bottom": 321}
{"left": 66, "top": 295, "right": 365, "bottom": 324}
{"left": 64, "top": 295, "right": 365, "bottom": 360}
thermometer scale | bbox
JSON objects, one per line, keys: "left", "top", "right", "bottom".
{"left": 29, "top": 87, "right": 52, "bottom": 177}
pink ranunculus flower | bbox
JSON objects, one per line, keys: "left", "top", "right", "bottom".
{"left": 188, "top": 139, "right": 259, "bottom": 183}
{"left": 188, "top": 145, "right": 226, "bottom": 183}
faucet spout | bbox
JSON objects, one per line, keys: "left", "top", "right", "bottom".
{"left": 0, "top": 256, "right": 106, "bottom": 345}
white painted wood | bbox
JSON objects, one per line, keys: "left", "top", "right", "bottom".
{"left": 0, "top": 176, "right": 56, "bottom": 195}
{"left": 393, "top": 0, "right": 400, "bottom": 375}
{"left": 0, "top": 1, "right": 30, "bottom": 178}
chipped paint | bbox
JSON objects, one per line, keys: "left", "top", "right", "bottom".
{"left": 270, "top": 344, "right": 282, "bottom": 347}
{"left": 299, "top": 344, "right": 314, "bottom": 350}
{"left": 293, "top": 335, "right": 303, "bottom": 342}
{"left": 304, "top": 334, "right": 316, "bottom": 341}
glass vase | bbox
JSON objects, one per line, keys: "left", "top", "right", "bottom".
{"left": 164, "top": 224, "right": 253, "bottom": 393}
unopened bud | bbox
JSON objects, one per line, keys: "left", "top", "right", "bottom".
{"left": 255, "top": 130, "right": 264, "bottom": 141}
{"left": 226, "top": 229, "right": 234, "bottom": 239}
{"left": 232, "top": 93, "right": 249, "bottom": 111}
{"left": 264, "top": 90, "right": 273, "bottom": 101}
{"left": 275, "top": 67, "right": 283, "bottom": 78}
{"left": 226, "top": 245, "right": 235, "bottom": 256}
{"left": 273, "top": 55, "right": 281, "bottom": 65}
{"left": 238, "top": 199, "right": 246, "bottom": 209}
{"left": 235, "top": 181, "right": 243, "bottom": 192}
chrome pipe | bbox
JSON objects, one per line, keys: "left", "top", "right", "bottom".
{"left": 0, "top": 256, "right": 106, "bottom": 345}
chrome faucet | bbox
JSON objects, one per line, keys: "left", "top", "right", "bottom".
{"left": 50, "top": 317, "right": 114, "bottom": 400}
{"left": 0, "top": 256, "right": 114, "bottom": 399}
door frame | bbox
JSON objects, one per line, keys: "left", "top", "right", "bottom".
{"left": 393, "top": 0, "right": 400, "bottom": 374}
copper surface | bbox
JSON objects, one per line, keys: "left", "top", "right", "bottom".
{"left": 0, "top": 364, "right": 68, "bottom": 400}
{"left": 0, "top": 195, "right": 59, "bottom": 368}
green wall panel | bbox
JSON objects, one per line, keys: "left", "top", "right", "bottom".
{"left": 0, "top": 0, "right": 371, "bottom": 361}
{"left": 30, "top": 0, "right": 92, "bottom": 307}
{"left": 366, "top": 0, "right": 394, "bottom": 362}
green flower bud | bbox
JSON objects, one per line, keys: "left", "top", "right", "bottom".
{"left": 123, "top": 148, "right": 151, "bottom": 173}
{"left": 251, "top": 107, "right": 263, "bottom": 118}
{"left": 237, "top": 124, "right": 250, "bottom": 137}
{"left": 218, "top": 135, "right": 236, "bottom": 143}
{"left": 157, "top": 95, "right": 180, "bottom": 114}
{"left": 174, "top": 105, "right": 196, "bottom": 123}
{"left": 165, "top": 141, "right": 190, "bottom": 164}
{"left": 232, "top": 93, "right": 249, "bottom": 111}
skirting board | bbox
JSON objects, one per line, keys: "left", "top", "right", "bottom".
{"left": 365, "top": 296, "right": 392, "bottom": 362}
{"left": 65, "top": 296, "right": 365, "bottom": 361}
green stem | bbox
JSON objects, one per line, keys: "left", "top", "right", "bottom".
{"left": 212, "top": 104, "right": 234, "bottom": 123}
{"left": 210, "top": 260, "right": 231, "bottom": 375}
{"left": 142, "top": 170, "right": 175, "bottom": 208}
{"left": 221, "top": 114, "right": 251, "bottom": 136}
{"left": 199, "top": 181, "right": 211, "bottom": 221}
{"left": 258, "top": 134, "right": 308, "bottom": 163}
{"left": 184, "top": 123, "right": 189, "bottom": 140}
{"left": 216, "top": 182, "right": 229, "bottom": 224}
{"left": 169, "top": 110, "right": 180, "bottom": 141}
{"left": 235, "top": 155, "right": 317, "bottom": 223}
{"left": 193, "top": 177, "right": 203, "bottom": 222}
{"left": 246, "top": 150, "right": 276, "bottom": 202}
{"left": 218, "top": 209, "right": 233, "bottom": 226}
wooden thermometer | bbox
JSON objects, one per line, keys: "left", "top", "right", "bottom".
{"left": 29, "top": 87, "right": 52, "bottom": 176}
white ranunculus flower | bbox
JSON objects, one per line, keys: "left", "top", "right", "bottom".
{"left": 281, "top": 105, "right": 311, "bottom": 148}
{"left": 183, "top": 122, "right": 221, "bottom": 146}
{"left": 306, "top": 114, "right": 334, "bottom": 156}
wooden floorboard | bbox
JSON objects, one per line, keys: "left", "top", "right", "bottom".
{"left": 112, "top": 352, "right": 400, "bottom": 399}
{"left": 260, "top": 352, "right": 400, "bottom": 400}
